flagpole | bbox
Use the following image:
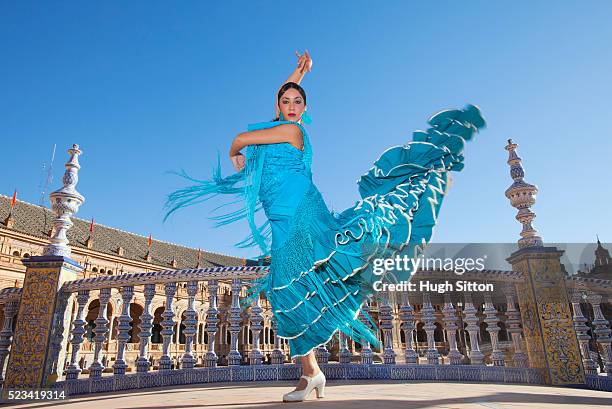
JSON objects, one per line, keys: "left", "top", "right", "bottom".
{"left": 9, "top": 189, "right": 17, "bottom": 217}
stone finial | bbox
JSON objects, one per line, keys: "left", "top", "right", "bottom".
{"left": 504, "top": 139, "right": 543, "bottom": 248}
{"left": 43, "top": 144, "right": 85, "bottom": 257}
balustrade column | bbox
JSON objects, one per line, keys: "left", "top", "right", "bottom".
{"left": 113, "top": 286, "right": 134, "bottom": 375}
{"left": 483, "top": 294, "right": 505, "bottom": 366}
{"left": 88, "top": 288, "right": 111, "bottom": 378}
{"left": 442, "top": 294, "right": 462, "bottom": 365}
{"left": 204, "top": 280, "right": 220, "bottom": 367}
{"left": 181, "top": 281, "right": 198, "bottom": 369}
{"left": 228, "top": 279, "right": 243, "bottom": 366}
{"left": 159, "top": 283, "right": 177, "bottom": 371}
{"left": 0, "top": 300, "right": 19, "bottom": 382}
{"left": 271, "top": 315, "right": 285, "bottom": 364}
{"left": 502, "top": 284, "right": 527, "bottom": 367}
{"left": 315, "top": 344, "right": 330, "bottom": 364}
{"left": 379, "top": 293, "right": 396, "bottom": 364}
{"left": 136, "top": 284, "right": 155, "bottom": 372}
{"left": 399, "top": 294, "right": 418, "bottom": 364}
{"left": 65, "top": 291, "right": 89, "bottom": 379}
{"left": 570, "top": 291, "right": 597, "bottom": 375}
{"left": 358, "top": 300, "right": 374, "bottom": 364}
{"left": 338, "top": 331, "right": 352, "bottom": 364}
{"left": 588, "top": 293, "right": 612, "bottom": 375}
{"left": 248, "top": 295, "right": 263, "bottom": 365}
{"left": 463, "top": 293, "right": 484, "bottom": 365}
{"left": 422, "top": 293, "right": 439, "bottom": 365}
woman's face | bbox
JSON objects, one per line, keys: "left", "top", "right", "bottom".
{"left": 278, "top": 88, "right": 306, "bottom": 121}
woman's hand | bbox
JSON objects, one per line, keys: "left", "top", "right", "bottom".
{"left": 230, "top": 153, "right": 246, "bottom": 172}
{"left": 295, "top": 50, "right": 312, "bottom": 74}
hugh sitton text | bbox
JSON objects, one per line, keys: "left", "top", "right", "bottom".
{"left": 373, "top": 280, "right": 494, "bottom": 293}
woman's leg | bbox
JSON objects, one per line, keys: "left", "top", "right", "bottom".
{"left": 292, "top": 350, "right": 321, "bottom": 391}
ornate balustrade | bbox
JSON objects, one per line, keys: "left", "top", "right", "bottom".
{"left": 2, "top": 266, "right": 553, "bottom": 395}
{"left": 1, "top": 266, "right": 612, "bottom": 395}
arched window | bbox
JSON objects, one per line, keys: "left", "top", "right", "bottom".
{"left": 416, "top": 322, "right": 426, "bottom": 342}
{"left": 434, "top": 322, "right": 445, "bottom": 342}
{"left": 479, "top": 322, "right": 491, "bottom": 343}
{"left": 498, "top": 322, "right": 509, "bottom": 342}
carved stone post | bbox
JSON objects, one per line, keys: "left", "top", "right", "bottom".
{"left": 228, "top": 279, "right": 243, "bottom": 366}
{"left": 89, "top": 288, "right": 112, "bottom": 378}
{"left": 422, "top": 293, "right": 439, "bottom": 365}
{"left": 463, "top": 293, "right": 484, "bottom": 365}
{"left": 502, "top": 284, "right": 528, "bottom": 367}
{"left": 3, "top": 144, "right": 86, "bottom": 393}
{"left": 136, "top": 284, "right": 155, "bottom": 372}
{"left": 338, "top": 331, "right": 352, "bottom": 364}
{"left": 113, "top": 286, "right": 134, "bottom": 375}
{"left": 570, "top": 290, "right": 597, "bottom": 375}
{"left": 248, "top": 295, "right": 263, "bottom": 365}
{"left": 483, "top": 294, "right": 505, "bottom": 366}
{"left": 358, "top": 301, "right": 374, "bottom": 365}
{"left": 65, "top": 290, "right": 90, "bottom": 379}
{"left": 204, "top": 280, "right": 219, "bottom": 367}
{"left": 181, "top": 281, "right": 198, "bottom": 369}
{"left": 399, "top": 294, "right": 418, "bottom": 364}
{"left": 379, "top": 293, "right": 396, "bottom": 364}
{"left": 442, "top": 294, "right": 463, "bottom": 365}
{"left": 270, "top": 315, "right": 285, "bottom": 364}
{"left": 159, "top": 283, "right": 177, "bottom": 371}
{"left": 505, "top": 140, "right": 585, "bottom": 384}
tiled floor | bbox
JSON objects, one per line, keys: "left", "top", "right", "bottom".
{"left": 4, "top": 380, "right": 611, "bottom": 409}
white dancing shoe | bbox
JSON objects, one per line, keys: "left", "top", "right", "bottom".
{"left": 282, "top": 371, "right": 326, "bottom": 402}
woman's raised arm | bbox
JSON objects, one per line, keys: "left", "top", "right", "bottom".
{"left": 275, "top": 50, "right": 312, "bottom": 119}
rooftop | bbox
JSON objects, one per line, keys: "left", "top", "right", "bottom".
{"left": 0, "top": 194, "right": 248, "bottom": 269}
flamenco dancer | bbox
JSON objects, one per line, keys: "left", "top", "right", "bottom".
{"left": 164, "top": 50, "right": 486, "bottom": 402}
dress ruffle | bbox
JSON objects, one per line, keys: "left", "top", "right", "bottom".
{"left": 241, "top": 104, "right": 486, "bottom": 358}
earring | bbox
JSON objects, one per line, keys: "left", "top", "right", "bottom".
{"left": 301, "top": 110, "right": 312, "bottom": 124}
{"left": 279, "top": 111, "right": 284, "bottom": 121}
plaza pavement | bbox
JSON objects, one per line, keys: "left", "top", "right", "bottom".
{"left": 3, "top": 380, "right": 612, "bottom": 409}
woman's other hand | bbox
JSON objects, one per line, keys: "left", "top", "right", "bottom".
{"left": 295, "top": 49, "right": 313, "bottom": 74}
{"left": 230, "top": 153, "right": 246, "bottom": 172}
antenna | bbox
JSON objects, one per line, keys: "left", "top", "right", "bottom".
{"left": 39, "top": 144, "right": 56, "bottom": 235}
{"left": 38, "top": 144, "right": 56, "bottom": 207}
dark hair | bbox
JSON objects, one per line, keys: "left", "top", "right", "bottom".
{"left": 273, "top": 81, "right": 307, "bottom": 121}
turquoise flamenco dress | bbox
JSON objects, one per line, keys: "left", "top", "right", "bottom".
{"left": 164, "top": 104, "right": 486, "bottom": 359}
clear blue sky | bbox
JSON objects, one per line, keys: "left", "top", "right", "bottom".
{"left": 1, "top": 1, "right": 610, "bottom": 260}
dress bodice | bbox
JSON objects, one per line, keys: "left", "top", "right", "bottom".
{"left": 260, "top": 143, "right": 310, "bottom": 195}
{"left": 257, "top": 141, "right": 314, "bottom": 251}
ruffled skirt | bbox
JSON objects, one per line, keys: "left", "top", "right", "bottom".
{"left": 241, "top": 104, "right": 486, "bottom": 359}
